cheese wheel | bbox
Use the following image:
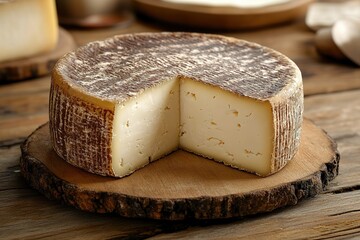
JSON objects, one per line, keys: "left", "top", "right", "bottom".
{"left": 50, "top": 32, "right": 303, "bottom": 177}
{"left": 0, "top": 0, "right": 58, "bottom": 62}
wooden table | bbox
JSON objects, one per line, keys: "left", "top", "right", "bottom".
{"left": 1, "top": 14, "right": 360, "bottom": 239}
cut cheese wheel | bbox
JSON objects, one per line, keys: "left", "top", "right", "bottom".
{"left": 0, "top": 0, "right": 58, "bottom": 62}
{"left": 50, "top": 32, "right": 303, "bottom": 177}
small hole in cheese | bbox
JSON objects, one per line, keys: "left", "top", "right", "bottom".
{"left": 208, "top": 137, "right": 225, "bottom": 145}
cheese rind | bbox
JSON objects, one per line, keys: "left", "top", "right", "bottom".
{"left": 49, "top": 79, "right": 115, "bottom": 176}
{"left": 50, "top": 32, "right": 303, "bottom": 177}
{"left": 0, "top": 0, "right": 58, "bottom": 62}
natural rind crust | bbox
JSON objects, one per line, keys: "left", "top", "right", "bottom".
{"left": 20, "top": 123, "right": 340, "bottom": 220}
{"left": 49, "top": 32, "right": 303, "bottom": 177}
{"left": 49, "top": 82, "right": 115, "bottom": 176}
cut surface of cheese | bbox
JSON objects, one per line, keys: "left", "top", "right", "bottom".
{"left": 50, "top": 32, "right": 303, "bottom": 177}
{"left": 0, "top": 0, "right": 58, "bottom": 62}
{"left": 112, "top": 78, "right": 180, "bottom": 176}
{"left": 179, "top": 78, "right": 274, "bottom": 176}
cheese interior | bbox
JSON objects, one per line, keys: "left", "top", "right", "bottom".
{"left": 112, "top": 78, "right": 180, "bottom": 176}
{"left": 112, "top": 77, "right": 273, "bottom": 177}
{"left": 0, "top": 0, "right": 58, "bottom": 62}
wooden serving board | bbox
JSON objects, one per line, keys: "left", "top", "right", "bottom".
{"left": 20, "top": 119, "right": 339, "bottom": 220}
{"left": 0, "top": 28, "right": 76, "bottom": 82}
{"left": 134, "top": 0, "right": 313, "bottom": 30}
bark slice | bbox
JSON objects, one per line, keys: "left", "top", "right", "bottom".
{"left": 20, "top": 119, "right": 339, "bottom": 220}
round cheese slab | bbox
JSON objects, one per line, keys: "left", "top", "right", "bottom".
{"left": 20, "top": 120, "right": 339, "bottom": 220}
{"left": 50, "top": 32, "right": 303, "bottom": 178}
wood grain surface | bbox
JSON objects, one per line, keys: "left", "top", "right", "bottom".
{"left": 1, "top": 14, "right": 360, "bottom": 239}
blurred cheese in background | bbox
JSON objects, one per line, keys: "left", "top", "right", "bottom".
{"left": 306, "top": 0, "right": 360, "bottom": 31}
{"left": 306, "top": 0, "right": 360, "bottom": 66}
{"left": 315, "top": 18, "right": 360, "bottom": 66}
{"left": 0, "top": 0, "right": 58, "bottom": 63}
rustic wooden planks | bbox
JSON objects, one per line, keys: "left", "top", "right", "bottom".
{"left": 0, "top": 77, "right": 50, "bottom": 147}
{"left": 1, "top": 17, "right": 360, "bottom": 239}
{"left": 149, "top": 191, "right": 360, "bottom": 239}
